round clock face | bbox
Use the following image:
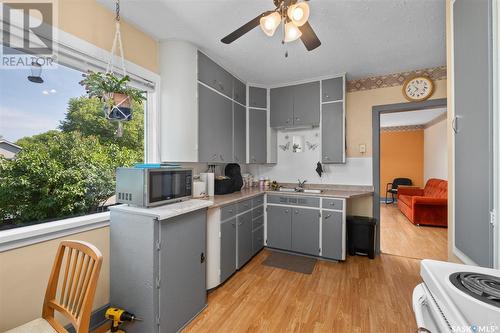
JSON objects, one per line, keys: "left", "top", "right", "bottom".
{"left": 403, "top": 76, "right": 434, "bottom": 101}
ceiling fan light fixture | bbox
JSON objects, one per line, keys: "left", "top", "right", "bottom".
{"left": 284, "top": 21, "right": 302, "bottom": 42}
{"left": 259, "top": 11, "right": 281, "bottom": 37}
{"left": 287, "top": 2, "right": 310, "bottom": 27}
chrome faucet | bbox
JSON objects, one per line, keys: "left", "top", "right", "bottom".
{"left": 297, "top": 179, "right": 307, "bottom": 190}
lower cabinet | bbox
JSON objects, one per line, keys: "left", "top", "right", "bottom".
{"left": 237, "top": 211, "right": 253, "bottom": 269}
{"left": 321, "top": 211, "right": 343, "bottom": 260}
{"left": 291, "top": 208, "right": 320, "bottom": 256}
{"left": 252, "top": 226, "right": 264, "bottom": 256}
{"left": 220, "top": 217, "right": 236, "bottom": 282}
{"left": 266, "top": 205, "right": 292, "bottom": 250}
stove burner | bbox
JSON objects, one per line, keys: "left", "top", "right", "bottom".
{"left": 450, "top": 272, "right": 500, "bottom": 308}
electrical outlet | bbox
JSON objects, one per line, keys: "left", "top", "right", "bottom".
{"left": 359, "top": 144, "right": 366, "bottom": 154}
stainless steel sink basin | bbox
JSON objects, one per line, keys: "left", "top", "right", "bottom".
{"left": 277, "top": 187, "right": 322, "bottom": 194}
{"left": 278, "top": 187, "right": 296, "bottom": 192}
{"left": 303, "top": 189, "right": 322, "bottom": 194}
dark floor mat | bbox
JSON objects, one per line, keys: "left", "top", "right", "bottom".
{"left": 262, "top": 251, "right": 317, "bottom": 274}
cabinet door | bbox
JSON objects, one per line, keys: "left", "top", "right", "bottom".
{"left": 321, "top": 211, "right": 343, "bottom": 260}
{"left": 322, "top": 77, "right": 343, "bottom": 103}
{"left": 197, "top": 51, "right": 232, "bottom": 98}
{"left": 270, "top": 86, "right": 293, "bottom": 127}
{"left": 237, "top": 211, "right": 253, "bottom": 268}
{"left": 249, "top": 108, "right": 267, "bottom": 163}
{"left": 252, "top": 225, "right": 264, "bottom": 255}
{"left": 233, "top": 102, "right": 246, "bottom": 163}
{"left": 453, "top": 0, "right": 494, "bottom": 267}
{"left": 159, "top": 209, "right": 206, "bottom": 333}
{"left": 249, "top": 86, "right": 267, "bottom": 108}
{"left": 292, "top": 81, "right": 320, "bottom": 127}
{"left": 198, "top": 84, "right": 233, "bottom": 162}
{"left": 322, "top": 101, "right": 345, "bottom": 163}
{"left": 266, "top": 205, "right": 292, "bottom": 250}
{"left": 291, "top": 208, "right": 320, "bottom": 256}
{"left": 220, "top": 218, "right": 236, "bottom": 282}
{"left": 233, "top": 78, "right": 246, "bottom": 105}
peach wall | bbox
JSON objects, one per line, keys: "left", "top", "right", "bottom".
{"left": 0, "top": 227, "right": 110, "bottom": 331}
{"left": 58, "top": 0, "right": 158, "bottom": 73}
{"left": 380, "top": 130, "right": 424, "bottom": 197}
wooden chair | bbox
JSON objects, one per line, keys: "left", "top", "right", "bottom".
{"left": 5, "top": 240, "right": 103, "bottom": 333}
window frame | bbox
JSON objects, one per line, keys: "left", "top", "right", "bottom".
{"left": 0, "top": 17, "right": 161, "bottom": 252}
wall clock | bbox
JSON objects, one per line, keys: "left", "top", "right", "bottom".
{"left": 402, "top": 76, "right": 435, "bottom": 102}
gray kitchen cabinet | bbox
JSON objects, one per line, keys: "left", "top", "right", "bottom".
{"left": 270, "top": 86, "right": 293, "bottom": 127}
{"left": 197, "top": 51, "right": 233, "bottom": 98}
{"left": 252, "top": 226, "right": 264, "bottom": 255}
{"left": 322, "top": 101, "right": 345, "bottom": 164}
{"left": 110, "top": 207, "right": 208, "bottom": 333}
{"left": 233, "top": 102, "right": 246, "bottom": 163}
{"left": 198, "top": 84, "right": 233, "bottom": 162}
{"left": 233, "top": 78, "right": 246, "bottom": 105}
{"left": 237, "top": 211, "right": 253, "bottom": 268}
{"left": 291, "top": 208, "right": 320, "bottom": 256}
{"left": 159, "top": 210, "right": 207, "bottom": 333}
{"left": 453, "top": 0, "right": 494, "bottom": 267}
{"left": 249, "top": 86, "right": 267, "bottom": 108}
{"left": 322, "top": 77, "right": 344, "bottom": 103}
{"left": 293, "top": 81, "right": 320, "bottom": 127}
{"left": 266, "top": 205, "right": 292, "bottom": 250}
{"left": 220, "top": 217, "right": 236, "bottom": 283}
{"left": 249, "top": 108, "right": 267, "bottom": 163}
{"left": 321, "top": 210, "right": 343, "bottom": 260}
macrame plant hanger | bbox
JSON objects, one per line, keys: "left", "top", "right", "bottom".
{"left": 105, "top": 0, "right": 129, "bottom": 137}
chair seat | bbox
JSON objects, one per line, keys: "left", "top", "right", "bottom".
{"left": 4, "top": 318, "right": 57, "bottom": 333}
{"left": 387, "top": 189, "right": 398, "bottom": 194}
{"left": 398, "top": 194, "right": 412, "bottom": 207}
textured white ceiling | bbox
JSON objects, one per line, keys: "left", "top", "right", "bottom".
{"left": 380, "top": 108, "right": 447, "bottom": 128}
{"left": 98, "top": 0, "right": 446, "bottom": 85}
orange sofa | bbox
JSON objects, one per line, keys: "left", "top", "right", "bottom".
{"left": 397, "top": 178, "right": 448, "bottom": 227}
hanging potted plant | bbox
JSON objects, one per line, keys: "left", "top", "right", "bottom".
{"left": 79, "top": 71, "right": 146, "bottom": 121}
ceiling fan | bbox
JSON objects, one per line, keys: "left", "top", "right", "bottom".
{"left": 221, "top": 0, "right": 321, "bottom": 51}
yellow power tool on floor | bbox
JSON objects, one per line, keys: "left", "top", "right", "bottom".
{"left": 105, "top": 307, "right": 142, "bottom": 333}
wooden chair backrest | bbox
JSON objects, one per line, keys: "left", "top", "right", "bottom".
{"left": 42, "top": 240, "right": 103, "bottom": 333}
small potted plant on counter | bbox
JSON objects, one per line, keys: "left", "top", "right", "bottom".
{"left": 79, "top": 71, "right": 146, "bottom": 121}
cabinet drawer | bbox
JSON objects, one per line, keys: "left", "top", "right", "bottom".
{"left": 287, "top": 196, "right": 320, "bottom": 208}
{"left": 249, "top": 86, "right": 267, "bottom": 108}
{"left": 267, "top": 195, "right": 291, "bottom": 205}
{"left": 252, "top": 195, "right": 264, "bottom": 207}
{"left": 237, "top": 199, "right": 252, "bottom": 213}
{"left": 252, "top": 205, "right": 264, "bottom": 219}
{"left": 221, "top": 204, "right": 237, "bottom": 221}
{"left": 252, "top": 215, "right": 264, "bottom": 230}
{"left": 323, "top": 198, "right": 343, "bottom": 210}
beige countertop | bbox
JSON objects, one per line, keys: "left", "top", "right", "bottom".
{"left": 203, "top": 185, "right": 373, "bottom": 209}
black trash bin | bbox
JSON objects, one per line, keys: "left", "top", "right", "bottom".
{"left": 347, "top": 216, "right": 376, "bottom": 259}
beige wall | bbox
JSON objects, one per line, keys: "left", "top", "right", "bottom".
{"left": 345, "top": 79, "right": 447, "bottom": 158}
{"left": 0, "top": 227, "right": 110, "bottom": 331}
{"left": 58, "top": 0, "right": 159, "bottom": 73}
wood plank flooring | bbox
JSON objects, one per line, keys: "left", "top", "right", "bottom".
{"left": 380, "top": 203, "right": 448, "bottom": 261}
{"left": 184, "top": 250, "right": 422, "bottom": 333}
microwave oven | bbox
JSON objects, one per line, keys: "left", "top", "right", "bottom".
{"left": 116, "top": 168, "right": 192, "bottom": 207}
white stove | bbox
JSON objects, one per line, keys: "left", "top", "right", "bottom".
{"left": 413, "top": 260, "right": 500, "bottom": 333}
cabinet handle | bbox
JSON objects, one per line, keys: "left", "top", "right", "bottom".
{"left": 330, "top": 202, "right": 335, "bottom": 206}
{"left": 200, "top": 252, "right": 205, "bottom": 263}
{"left": 325, "top": 214, "right": 332, "bottom": 219}
{"left": 220, "top": 154, "right": 224, "bottom": 161}
{"left": 296, "top": 117, "right": 300, "bottom": 121}
{"left": 324, "top": 156, "right": 329, "bottom": 160}
{"left": 211, "top": 153, "right": 218, "bottom": 161}
{"left": 295, "top": 210, "right": 299, "bottom": 214}
{"left": 284, "top": 209, "right": 289, "bottom": 213}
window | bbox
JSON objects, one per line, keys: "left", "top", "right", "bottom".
{"left": 0, "top": 47, "right": 145, "bottom": 230}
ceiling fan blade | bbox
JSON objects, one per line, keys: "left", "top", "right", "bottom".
{"left": 221, "top": 11, "right": 274, "bottom": 44}
{"left": 299, "top": 21, "right": 321, "bottom": 51}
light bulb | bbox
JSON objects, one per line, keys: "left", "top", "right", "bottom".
{"left": 259, "top": 12, "right": 281, "bottom": 37}
{"left": 284, "top": 22, "right": 302, "bottom": 42}
{"left": 287, "top": 2, "right": 310, "bottom": 27}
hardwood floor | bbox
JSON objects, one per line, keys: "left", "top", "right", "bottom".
{"left": 184, "top": 249, "right": 422, "bottom": 333}
{"left": 380, "top": 203, "right": 448, "bottom": 261}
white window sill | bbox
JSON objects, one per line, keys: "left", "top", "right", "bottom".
{"left": 0, "top": 212, "right": 110, "bottom": 252}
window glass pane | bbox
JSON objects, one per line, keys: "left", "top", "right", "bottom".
{"left": 0, "top": 50, "right": 145, "bottom": 230}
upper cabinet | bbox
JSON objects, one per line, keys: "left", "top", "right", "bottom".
{"left": 233, "top": 102, "right": 246, "bottom": 163}
{"left": 249, "top": 87, "right": 267, "bottom": 109}
{"left": 270, "top": 82, "right": 320, "bottom": 128}
{"left": 321, "top": 75, "right": 346, "bottom": 164}
{"left": 233, "top": 78, "right": 246, "bottom": 105}
{"left": 322, "top": 77, "right": 343, "bottom": 103}
{"left": 198, "top": 52, "right": 233, "bottom": 98}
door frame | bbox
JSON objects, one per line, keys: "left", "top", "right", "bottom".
{"left": 372, "top": 98, "right": 448, "bottom": 254}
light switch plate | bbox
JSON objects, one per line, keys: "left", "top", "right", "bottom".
{"left": 359, "top": 144, "right": 366, "bottom": 153}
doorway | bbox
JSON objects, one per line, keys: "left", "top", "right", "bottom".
{"left": 372, "top": 98, "right": 448, "bottom": 259}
